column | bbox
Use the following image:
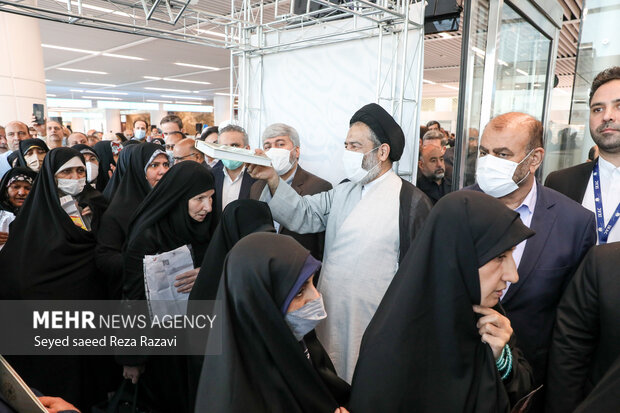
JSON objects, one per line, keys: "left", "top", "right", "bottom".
{"left": 104, "top": 109, "right": 121, "bottom": 135}
{"left": 213, "top": 95, "right": 231, "bottom": 127}
{"left": 149, "top": 105, "right": 168, "bottom": 128}
{"left": 0, "top": 12, "right": 46, "bottom": 126}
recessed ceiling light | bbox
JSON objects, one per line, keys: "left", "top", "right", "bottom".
{"left": 161, "top": 95, "right": 204, "bottom": 100}
{"left": 102, "top": 53, "right": 145, "bottom": 61}
{"left": 439, "top": 33, "right": 451, "bottom": 39}
{"left": 175, "top": 101, "right": 202, "bottom": 105}
{"left": 163, "top": 78, "right": 211, "bottom": 85}
{"left": 144, "top": 76, "right": 162, "bottom": 80}
{"left": 46, "top": 94, "right": 57, "bottom": 97}
{"left": 58, "top": 68, "right": 108, "bottom": 75}
{"left": 82, "top": 96, "right": 122, "bottom": 100}
{"left": 423, "top": 79, "right": 436, "bottom": 84}
{"left": 45, "top": 79, "right": 52, "bottom": 82}
{"left": 214, "top": 92, "right": 238, "bottom": 96}
{"left": 516, "top": 69, "right": 528, "bottom": 76}
{"left": 85, "top": 90, "right": 128, "bottom": 95}
{"left": 146, "top": 99, "right": 173, "bottom": 103}
{"left": 80, "top": 82, "right": 116, "bottom": 87}
{"left": 70, "top": 89, "right": 85, "bottom": 92}
{"left": 174, "top": 62, "right": 220, "bottom": 70}
{"left": 41, "top": 44, "right": 98, "bottom": 54}
{"left": 145, "top": 87, "right": 191, "bottom": 93}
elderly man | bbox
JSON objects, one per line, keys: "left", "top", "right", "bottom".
{"left": 67, "top": 132, "right": 88, "bottom": 147}
{"left": 546, "top": 66, "right": 620, "bottom": 245}
{"left": 250, "top": 123, "right": 332, "bottom": 260}
{"left": 248, "top": 103, "right": 432, "bottom": 382}
{"left": 45, "top": 120, "right": 63, "bottom": 149}
{"left": 0, "top": 126, "right": 7, "bottom": 154}
{"left": 172, "top": 138, "right": 207, "bottom": 167}
{"left": 212, "top": 125, "right": 256, "bottom": 214}
{"left": 0, "top": 121, "right": 31, "bottom": 176}
{"left": 416, "top": 142, "right": 451, "bottom": 205}
{"left": 467, "top": 112, "right": 596, "bottom": 393}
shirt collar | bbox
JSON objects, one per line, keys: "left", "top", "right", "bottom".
{"left": 362, "top": 169, "right": 391, "bottom": 190}
{"left": 598, "top": 154, "right": 620, "bottom": 176}
{"left": 284, "top": 166, "right": 298, "bottom": 185}
{"left": 223, "top": 165, "right": 245, "bottom": 183}
{"left": 515, "top": 180, "right": 537, "bottom": 215}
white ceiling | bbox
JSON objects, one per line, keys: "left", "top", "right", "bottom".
{"left": 38, "top": 0, "right": 583, "bottom": 106}
{"left": 41, "top": 19, "right": 234, "bottom": 105}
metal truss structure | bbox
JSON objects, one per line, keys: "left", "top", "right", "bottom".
{"left": 0, "top": 1, "right": 424, "bottom": 175}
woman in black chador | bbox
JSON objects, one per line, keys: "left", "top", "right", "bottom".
{"left": 348, "top": 191, "right": 536, "bottom": 412}
{"left": 0, "top": 147, "right": 108, "bottom": 411}
{"left": 121, "top": 161, "right": 216, "bottom": 413}
{"left": 195, "top": 233, "right": 350, "bottom": 413}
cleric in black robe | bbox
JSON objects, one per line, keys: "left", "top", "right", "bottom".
{"left": 0, "top": 147, "right": 108, "bottom": 410}
{"left": 16, "top": 138, "right": 49, "bottom": 172}
{"left": 195, "top": 233, "right": 350, "bottom": 412}
{"left": 95, "top": 143, "right": 165, "bottom": 299}
{"left": 348, "top": 191, "right": 536, "bottom": 412}
{"left": 92, "top": 140, "right": 116, "bottom": 192}
{"left": 186, "top": 199, "right": 276, "bottom": 407}
{"left": 121, "top": 161, "right": 215, "bottom": 413}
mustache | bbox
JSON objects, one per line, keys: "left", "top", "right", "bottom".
{"left": 597, "top": 122, "right": 620, "bottom": 133}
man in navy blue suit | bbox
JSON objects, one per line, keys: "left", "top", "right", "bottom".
{"left": 466, "top": 112, "right": 596, "bottom": 393}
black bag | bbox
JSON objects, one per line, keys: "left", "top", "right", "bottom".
{"left": 92, "top": 379, "right": 150, "bottom": 413}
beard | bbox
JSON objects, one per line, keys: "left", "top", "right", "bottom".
{"left": 591, "top": 122, "right": 620, "bottom": 153}
{"left": 431, "top": 170, "right": 445, "bottom": 180}
{"left": 359, "top": 151, "right": 382, "bottom": 185}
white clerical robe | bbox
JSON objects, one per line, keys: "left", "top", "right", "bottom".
{"left": 264, "top": 170, "right": 402, "bottom": 382}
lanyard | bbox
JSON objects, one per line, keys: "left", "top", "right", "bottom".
{"left": 592, "top": 159, "right": 620, "bottom": 244}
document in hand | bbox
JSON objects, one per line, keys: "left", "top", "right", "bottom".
{"left": 195, "top": 140, "right": 272, "bottom": 166}
{"left": 143, "top": 245, "right": 195, "bottom": 319}
{"left": 0, "top": 355, "right": 47, "bottom": 412}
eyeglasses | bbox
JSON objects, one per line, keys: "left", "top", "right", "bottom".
{"left": 173, "top": 153, "right": 198, "bottom": 162}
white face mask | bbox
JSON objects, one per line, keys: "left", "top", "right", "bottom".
{"left": 475, "top": 149, "right": 534, "bottom": 198}
{"left": 57, "top": 178, "right": 86, "bottom": 196}
{"left": 266, "top": 147, "right": 295, "bottom": 176}
{"left": 342, "top": 147, "right": 379, "bottom": 183}
{"left": 86, "top": 161, "right": 99, "bottom": 183}
{"left": 284, "top": 295, "right": 327, "bottom": 341}
{"left": 24, "top": 153, "right": 42, "bottom": 172}
{"left": 166, "top": 150, "right": 175, "bottom": 165}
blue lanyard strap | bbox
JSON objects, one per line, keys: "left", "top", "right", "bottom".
{"left": 592, "top": 159, "right": 620, "bottom": 244}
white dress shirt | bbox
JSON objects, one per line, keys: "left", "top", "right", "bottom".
{"left": 221, "top": 166, "right": 245, "bottom": 211}
{"left": 501, "top": 182, "right": 537, "bottom": 298}
{"left": 361, "top": 169, "right": 391, "bottom": 198}
{"left": 582, "top": 155, "right": 620, "bottom": 244}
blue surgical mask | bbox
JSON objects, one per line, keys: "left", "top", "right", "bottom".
{"left": 221, "top": 159, "right": 244, "bottom": 170}
{"left": 133, "top": 129, "right": 146, "bottom": 140}
{"left": 284, "top": 295, "right": 327, "bottom": 341}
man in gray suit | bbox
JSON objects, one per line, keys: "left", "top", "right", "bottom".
{"left": 250, "top": 123, "right": 332, "bottom": 260}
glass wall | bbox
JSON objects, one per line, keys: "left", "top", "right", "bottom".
{"left": 542, "top": 0, "right": 620, "bottom": 179}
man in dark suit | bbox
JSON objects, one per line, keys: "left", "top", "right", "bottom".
{"left": 212, "top": 125, "right": 256, "bottom": 216}
{"left": 250, "top": 123, "right": 332, "bottom": 260}
{"left": 545, "top": 242, "right": 620, "bottom": 412}
{"left": 466, "top": 112, "right": 596, "bottom": 392}
{"left": 545, "top": 66, "right": 620, "bottom": 245}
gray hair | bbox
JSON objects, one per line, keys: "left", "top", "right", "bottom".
{"left": 219, "top": 124, "right": 249, "bottom": 146}
{"left": 261, "top": 123, "right": 300, "bottom": 148}
{"left": 422, "top": 130, "right": 445, "bottom": 142}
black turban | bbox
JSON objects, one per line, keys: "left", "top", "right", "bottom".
{"left": 349, "top": 103, "right": 405, "bottom": 162}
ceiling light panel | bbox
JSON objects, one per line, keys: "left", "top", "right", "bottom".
{"left": 57, "top": 68, "right": 107, "bottom": 75}
{"left": 82, "top": 96, "right": 122, "bottom": 100}
{"left": 145, "top": 87, "right": 191, "bottom": 93}
{"left": 174, "top": 62, "right": 220, "bottom": 70}
{"left": 41, "top": 44, "right": 98, "bottom": 54}
{"left": 102, "top": 53, "right": 145, "bottom": 61}
{"left": 80, "top": 82, "right": 116, "bottom": 87}
{"left": 160, "top": 95, "right": 204, "bottom": 100}
{"left": 144, "top": 76, "right": 162, "bottom": 80}
{"left": 163, "top": 78, "right": 211, "bottom": 85}
{"left": 85, "top": 90, "right": 128, "bottom": 95}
